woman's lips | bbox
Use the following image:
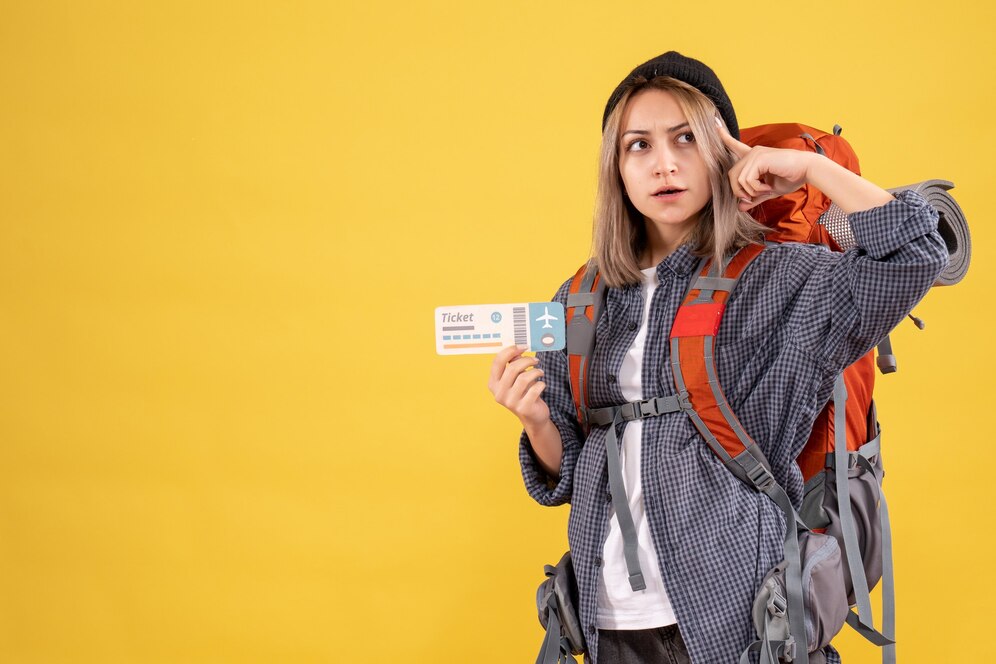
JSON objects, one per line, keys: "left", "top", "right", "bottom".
{"left": 652, "top": 190, "right": 686, "bottom": 201}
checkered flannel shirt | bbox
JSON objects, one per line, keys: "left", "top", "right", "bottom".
{"left": 519, "top": 189, "right": 947, "bottom": 663}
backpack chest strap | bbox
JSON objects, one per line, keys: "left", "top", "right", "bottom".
{"left": 586, "top": 392, "right": 691, "bottom": 427}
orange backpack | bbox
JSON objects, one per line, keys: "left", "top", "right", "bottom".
{"left": 741, "top": 124, "right": 883, "bottom": 486}
{"left": 564, "top": 124, "right": 897, "bottom": 664}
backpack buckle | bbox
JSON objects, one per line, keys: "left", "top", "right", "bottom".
{"left": 747, "top": 462, "right": 775, "bottom": 491}
{"left": 639, "top": 399, "right": 659, "bottom": 418}
{"left": 767, "top": 590, "right": 787, "bottom": 618}
{"left": 676, "top": 390, "right": 693, "bottom": 411}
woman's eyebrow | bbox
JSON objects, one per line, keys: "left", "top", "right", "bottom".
{"left": 621, "top": 122, "right": 690, "bottom": 137}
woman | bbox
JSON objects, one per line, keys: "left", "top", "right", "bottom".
{"left": 487, "top": 52, "right": 946, "bottom": 664}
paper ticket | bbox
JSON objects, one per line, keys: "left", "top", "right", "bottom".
{"left": 434, "top": 302, "right": 566, "bottom": 355}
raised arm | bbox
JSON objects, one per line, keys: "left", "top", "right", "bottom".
{"left": 716, "top": 120, "right": 947, "bottom": 370}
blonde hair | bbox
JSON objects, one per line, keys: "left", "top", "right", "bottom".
{"left": 591, "top": 76, "right": 766, "bottom": 288}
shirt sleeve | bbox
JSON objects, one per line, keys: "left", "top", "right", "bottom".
{"left": 784, "top": 188, "right": 948, "bottom": 373}
{"left": 518, "top": 277, "right": 585, "bottom": 506}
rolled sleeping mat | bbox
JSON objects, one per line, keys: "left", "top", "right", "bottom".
{"left": 817, "top": 179, "right": 970, "bottom": 286}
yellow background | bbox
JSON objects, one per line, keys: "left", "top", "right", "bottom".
{"left": 1, "top": 1, "right": 992, "bottom": 662}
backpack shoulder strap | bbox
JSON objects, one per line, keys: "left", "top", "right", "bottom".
{"left": 670, "top": 243, "right": 813, "bottom": 664}
{"left": 669, "top": 242, "right": 773, "bottom": 485}
{"left": 565, "top": 261, "right": 605, "bottom": 434}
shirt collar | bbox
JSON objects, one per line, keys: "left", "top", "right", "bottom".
{"left": 654, "top": 243, "right": 702, "bottom": 282}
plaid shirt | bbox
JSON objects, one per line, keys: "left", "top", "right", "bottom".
{"left": 519, "top": 190, "right": 947, "bottom": 664}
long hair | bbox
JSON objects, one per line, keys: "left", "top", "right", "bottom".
{"left": 591, "top": 76, "right": 767, "bottom": 288}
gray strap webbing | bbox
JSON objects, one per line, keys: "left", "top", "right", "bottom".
{"left": 878, "top": 485, "right": 897, "bottom": 663}
{"left": 566, "top": 292, "right": 596, "bottom": 308}
{"left": 535, "top": 598, "right": 572, "bottom": 664}
{"left": 876, "top": 336, "right": 897, "bottom": 374}
{"left": 845, "top": 610, "right": 895, "bottom": 647}
{"left": 763, "top": 481, "right": 809, "bottom": 664}
{"left": 858, "top": 434, "right": 881, "bottom": 460}
{"left": 586, "top": 393, "right": 687, "bottom": 592}
{"left": 576, "top": 356, "right": 590, "bottom": 431}
{"left": 681, "top": 258, "right": 709, "bottom": 302}
{"left": 833, "top": 376, "right": 877, "bottom": 637}
{"left": 565, "top": 265, "right": 601, "bottom": 429}
{"left": 670, "top": 338, "right": 734, "bottom": 465}
{"left": 587, "top": 395, "right": 684, "bottom": 427}
{"left": 739, "top": 639, "right": 793, "bottom": 664}
{"left": 761, "top": 601, "right": 787, "bottom": 664}
{"left": 579, "top": 262, "right": 598, "bottom": 293}
{"left": 691, "top": 289, "right": 715, "bottom": 304}
{"left": 723, "top": 452, "right": 807, "bottom": 664}
{"left": 535, "top": 597, "right": 560, "bottom": 664}
{"left": 567, "top": 266, "right": 599, "bottom": 339}
{"left": 692, "top": 276, "right": 737, "bottom": 292}
{"left": 690, "top": 255, "right": 724, "bottom": 303}
{"left": 739, "top": 642, "right": 757, "bottom": 664}
{"left": 704, "top": 337, "right": 766, "bottom": 458}
{"left": 603, "top": 408, "right": 646, "bottom": 591}
{"left": 824, "top": 433, "right": 880, "bottom": 470}
{"left": 799, "top": 132, "right": 826, "bottom": 157}
{"left": 851, "top": 452, "right": 897, "bottom": 660}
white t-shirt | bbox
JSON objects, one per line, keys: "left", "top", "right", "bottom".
{"left": 595, "top": 265, "right": 678, "bottom": 630}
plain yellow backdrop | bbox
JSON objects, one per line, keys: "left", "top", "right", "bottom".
{"left": 1, "top": 1, "right": 992, "bottom": 662}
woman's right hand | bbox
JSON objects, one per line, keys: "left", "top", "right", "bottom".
{"left": 488, "top": 345, "right": 550, "bottom": 427}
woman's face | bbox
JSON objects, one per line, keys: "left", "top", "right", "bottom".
{"left": 617, "top": 88, "right": 712, "bottom": 239}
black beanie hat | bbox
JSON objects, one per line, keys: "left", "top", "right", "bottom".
{"left": 601, "top": 51, "right": 739, "bottom": 140}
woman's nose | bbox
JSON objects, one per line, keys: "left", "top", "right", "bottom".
{"left": 653, "top": 146, "right": 678, "bottom": 175}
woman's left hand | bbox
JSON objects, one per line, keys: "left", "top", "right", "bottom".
{"left": 715, "top": 117, "right": 817, "bottom": 212}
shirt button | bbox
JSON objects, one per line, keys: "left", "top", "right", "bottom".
{"left": 628, "top": 321, "right": 637, "bottom": 331}
{"left": 594, "top": 556, "right": 603, "bottom": 567}
{"left": 588, "top": 624, "right": 597, "bottom": 635}
{"left": 607, "top": 374, "right": 616, "bottom": 383}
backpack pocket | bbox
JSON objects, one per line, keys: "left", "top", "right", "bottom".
{"left": 751, "top": 531, "right": 849, "bottom": 655}
{"left": 800, "top": 443, "right": 884, "bottom": 604}
{"left": 536, "top": 551, "right": 586, "bottom": 660}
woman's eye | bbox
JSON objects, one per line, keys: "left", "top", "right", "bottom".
{"left": 677, "top": 132, "right": 695, "bottom": 144}
{"left": 627, "top": 139, "right": 650, "bottom": 152}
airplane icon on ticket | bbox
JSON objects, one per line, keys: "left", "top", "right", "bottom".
{"left": 535, "top": 306, "right": 559, "bottom": 329}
